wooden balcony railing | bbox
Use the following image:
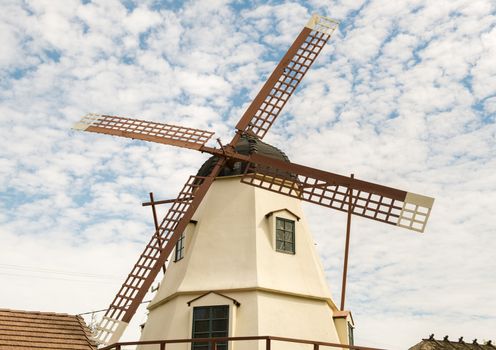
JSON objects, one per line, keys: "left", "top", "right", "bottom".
{"left": 100, "top": 335, "right": 386, "bottom": 350}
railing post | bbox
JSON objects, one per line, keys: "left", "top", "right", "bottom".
{"left": 160, "top": 341, "right": 166, "bottom": 350}
{"left": 266, "top": 338, "right": 271, "bottom": 350}
{"left": 115, "top": 345, "right": 121, "bottom": 350}
{"left": 314, "top": 344, "right": 319, "bottom": 350}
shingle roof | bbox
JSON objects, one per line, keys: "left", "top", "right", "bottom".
{"left": 196, "top": 134, "right": 292, "bottom": 177}
{"left": 409, "top": 335, "right": 496, "bottom": 350}
{"left": 0, "top": 308, "right": 97, "bottom": 350}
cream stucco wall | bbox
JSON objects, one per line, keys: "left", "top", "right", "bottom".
{"left": 139, "top": 176, "right": 344, "bottom": 349}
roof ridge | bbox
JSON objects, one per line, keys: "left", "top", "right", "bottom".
{"left": 0, "top": 308, "right": 73, "bottom": 317}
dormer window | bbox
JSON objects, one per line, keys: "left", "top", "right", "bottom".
{"left": 275, "top": 217, "right": 295, "bottom": 254}
{"left": 265, "top": 208, "right": 299, "bottom": 255}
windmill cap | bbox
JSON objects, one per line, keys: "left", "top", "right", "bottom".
{"left": 197, "top": 135, "right": 291, "bottom": 177}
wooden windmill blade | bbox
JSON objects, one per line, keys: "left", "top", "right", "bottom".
{"left": 241, "top": 153, "right": 434, "bottom": 233}
{"left": 235, "top": 14, "right": 339, "bottom": 139}
{"left": 74, "top": 114, "right": 215, "bottom": 151}
{"left": 93, "top": 158, "right": 227, "bottom": 345}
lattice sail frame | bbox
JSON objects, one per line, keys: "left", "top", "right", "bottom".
{"left": 306, "top": 13, "right": 340, "bottom": 35}
{"left": 74, "top": 114, "right": 214, "bottom": 151}
{"left": 94, "top": 175, "right": 206, "bottom": 345}
{"left": 236, "top": 14, "right": 339, "bottom": 139}
{"left": 241, "top": 161, "right": 434, "bottom": 233}
{"left": 397, "top": 192, "right": 434, "bottom": 232}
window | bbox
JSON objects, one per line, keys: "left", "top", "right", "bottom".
{"left": 192, "top": 305, "right": 229, "bottom": 350}
{"left": 174, "top": 233, "right": 185, "bottom": 262}
{"left": 276, "top": 217, "right": 295, "bottom": 254}
{"left": 348, "top": 323, "right": 354, "bottom": 346}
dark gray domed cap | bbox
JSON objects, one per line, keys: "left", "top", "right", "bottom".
{"left": 197, "top": 135, "right": 291, "bottom": 177}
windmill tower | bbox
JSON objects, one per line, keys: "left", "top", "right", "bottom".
{"left": 74, "top": 14, "right": 434, "bottom": 349}
{"left": 139, "top": 137, "right": 347, "bottom": 349}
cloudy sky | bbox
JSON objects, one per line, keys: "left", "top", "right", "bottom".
{"left": 1, "top": 0, "right": 495, "bottom": 348}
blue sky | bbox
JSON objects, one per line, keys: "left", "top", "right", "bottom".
{"left": 1, "top": 0, "right": 495, "bottom": 348}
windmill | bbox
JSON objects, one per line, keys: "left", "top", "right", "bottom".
{"left": 74, "top": 14, "right": 434, "bottom": 347}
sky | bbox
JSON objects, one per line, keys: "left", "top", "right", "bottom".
{"left": 0, "top": 0, "right": 495, "bottom": 348}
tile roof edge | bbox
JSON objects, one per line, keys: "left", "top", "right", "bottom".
{"left": 75, "top": 314, "right": 98, "bottom": 348}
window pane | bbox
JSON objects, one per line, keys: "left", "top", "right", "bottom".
{"left": 212, "top": 331, "right": 228, "bottom": 337}
{"left": 284, "top": 232, "right": 293, "bottom": 242}
{"left": 276, "top": 219, "right": 284, "bottom": 229}
{"left": 193, "top": 333, "right": 210, "bottom": 340}
{"left": 212, "top": 306, "right": 228, "bottom": 319}
{"left": 276, "top": 230, "right": 284, "bottom": 240}
{"left": 212, "top": 320, "right": 227, "bottom": 331}
{"left": 194, "top": 320, "right": 209, "bottom": 332}
{"left": 192, "top": 344, "right": 208, "bottom": 350}
{"left": 285, "top": 220, "right": 294, "bottom": 231}
{"left": 194, "top": 307, "right": 209, "bottom": 320}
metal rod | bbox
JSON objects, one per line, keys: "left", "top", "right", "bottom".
{"left": 340, "top": 173, "right": 354, "bottom": 311}
{"left": 142, "top": 198, "right": 177, "bottom": 207}
{"left": 149, "top": 193, "right": 160, "bottom": 232}
{"left": 149, "top": 192, "right": 166, "bottom": 274}
{"left": 142, "top": 197, "right": 194, "bottom": 207}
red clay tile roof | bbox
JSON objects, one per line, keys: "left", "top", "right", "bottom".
{"left": 0, "top": 308, "right": 97, "bottom": 350}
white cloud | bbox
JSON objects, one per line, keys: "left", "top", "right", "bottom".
{"left": 0, "top": 0, "right": 495, "bottom": 348}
